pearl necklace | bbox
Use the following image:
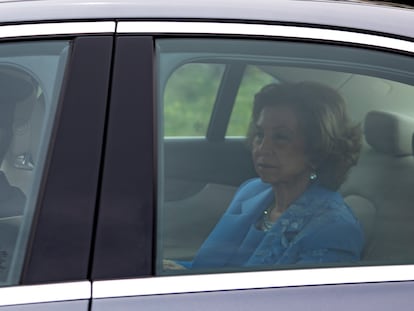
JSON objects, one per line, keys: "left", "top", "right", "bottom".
{"left": 258, "top": 203, "right": 276, "bottom": 231}
{"left": 262, "top": 211, "right": 274, "bottom": 231}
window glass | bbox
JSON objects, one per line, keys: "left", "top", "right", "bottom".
{"left": 0, "top": 40, "right": 69, "bottom": 285}
{"left": 227, "top": 66, "right": 276, "bottom": 137}
{"left": 156, "top": 38, "right": 414, "bottom": 275}
{"left": 164, "top": 63, "right": 225, "bottom": 137}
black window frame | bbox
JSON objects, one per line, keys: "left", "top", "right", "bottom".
{"left": 91, "top": 36, "right": 155, "bottom": 280}
{"left": 20, "top": 35, "right": 114, "bottom": 285}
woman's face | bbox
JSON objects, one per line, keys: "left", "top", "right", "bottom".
{"left": 252, "top": 104, "right": 311, "bottom": 186}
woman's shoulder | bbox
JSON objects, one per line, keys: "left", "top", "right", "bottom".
{"left": 297, "top": 184, "right": 359, "bottom": 223}
{"left": 302, "top": 184, "right": 360, "bottom": 227}
{"left": 296, "top": 186, "right": 365, "bottom": 254}
{"left": 303, "top": 183, "right": 342, "bottom": 202}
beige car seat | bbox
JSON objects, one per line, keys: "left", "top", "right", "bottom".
{"left": 341, "top": 110, "right": 414, "bottom": 263}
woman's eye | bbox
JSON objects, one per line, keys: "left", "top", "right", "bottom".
{"left": 273, "top": 134, "right": 290, "bottom": 142}
{"left": 254, "top": 131, "right": 264, "bottom": 141}
{"left": 253, "top": 132, "right": 264, "bottom": 145}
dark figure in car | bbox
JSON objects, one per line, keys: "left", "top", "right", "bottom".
{"left": 165, "top": 81, "right": 364, "bottom": 270}
{"left": 0, "top": 66, "right": 29, "bottom": 218}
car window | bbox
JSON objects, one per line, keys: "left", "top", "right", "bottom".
{"left": 0, "top": 40, "right": 69, "bottom": 285}
{"left": 156, "top": 38, "right": 414, "bottom": 275}
{"left": 164, "top": 63, "right": 225, "bottom": 137}
{"left": 226, "top": 65, "right": 276, "bottom": 137}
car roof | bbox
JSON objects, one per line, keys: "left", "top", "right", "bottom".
{"left": 0, "top": 0, "right": 413, "bottom": 39}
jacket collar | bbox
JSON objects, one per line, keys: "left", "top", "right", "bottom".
{"left": 239, "top": 181, "right": 340, "bottom": 219}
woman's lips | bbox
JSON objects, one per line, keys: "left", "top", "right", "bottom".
{"left": 256, "top": 162, "right": 277, "bottom": 169}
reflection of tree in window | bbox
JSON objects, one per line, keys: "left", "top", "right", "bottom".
{"left": 164, "top": 63, "right": 224, "bottom": 136}
{"left": 227, "top": 66, "right": 276, "bottom": 137}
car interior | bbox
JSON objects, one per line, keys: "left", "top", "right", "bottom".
{"left": 1, "top": 39, "right": 414, "bottom": 280}
{"left": 0, "top": 41, "right": 68, "bottom": 284}
{"left": 159, "top": 45, "right": 414, "bottom": 271}
{"left": 0, "top": 63, "right": 45, "bottom": 282}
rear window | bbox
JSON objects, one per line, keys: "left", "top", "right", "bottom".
{"left": 0, "top": 40, "right": 69, "bottom": 285}
{"left": 156, "top": 38, "right": 414, "bottom": 275}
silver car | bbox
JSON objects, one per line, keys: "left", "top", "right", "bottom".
{"left": 0, "top": 0, "right": 414, "bottom": 310}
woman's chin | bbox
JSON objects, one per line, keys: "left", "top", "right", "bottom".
{"left": 258, "top": 175, "right": 278, "bottom": 185}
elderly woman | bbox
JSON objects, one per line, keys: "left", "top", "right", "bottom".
{"left": 165, "top": 81, "right": 364, "bottom": 270}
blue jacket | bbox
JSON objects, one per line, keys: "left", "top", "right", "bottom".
{"left": 188, "top": 178, "right": 364, "bottom": 269}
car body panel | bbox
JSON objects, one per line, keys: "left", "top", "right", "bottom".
{"left": 0, "top": 0, "right": 413, "bottom": 310}
{"left": 91, "top": 280, "right": 414, "bottom": 311}
{"left": 0, "top": 301, "right": 88, "bottom": 311}
{"left": 0, "top": 21, "right": 115, "bottom": 39}
{"left": 0, "top": 281, "right": 89, "bottom": 309}
{"left": 0, "top": 0, "right": 413, "bottom": 38}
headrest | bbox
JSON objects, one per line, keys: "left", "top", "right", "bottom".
{"left": 364, "top": 110, "right": 414, "bottom": 156}
{"left": 412, "top": 133, "right": 414, "bottom": 156}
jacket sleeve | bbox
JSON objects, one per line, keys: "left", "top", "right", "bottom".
{"left": 190, "top": 178, "right": 267, "bottom": 269}
{"left": 295, "top": 219, "right": 365, "bottom": 264}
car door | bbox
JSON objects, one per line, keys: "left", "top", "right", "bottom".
{"left": 90, "top": 21, "right": 414, "bottom": 310}
{"left": 0, "top": 21, "right": 114, "bottom": 309}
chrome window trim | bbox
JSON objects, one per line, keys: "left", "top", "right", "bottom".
{"left": 93, "top": 265, "right": 414, "bottom": 299}
{"left": 0, "top": 281, "right": 90, "bottom": 306}
{"left": 0, "top": 21, "right": 115, "bottom": 38}
{"left": 117, "top": 21, "right": 414, "bottom": 53}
